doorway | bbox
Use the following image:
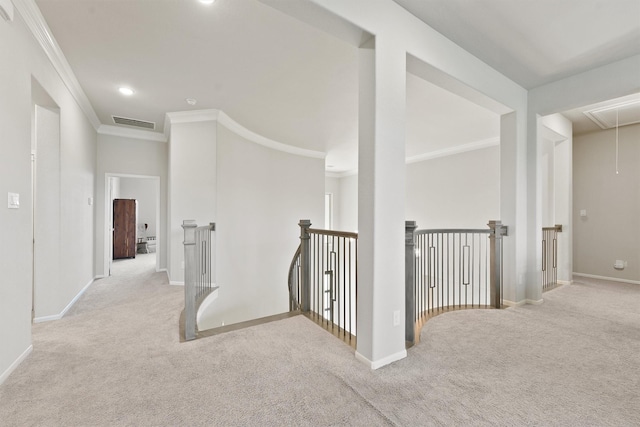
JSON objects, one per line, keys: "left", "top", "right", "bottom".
{"left": 104, "top": 174, "right": 160, "bottom": 276}
{"left": 32, "top": 82, "right": 61, "bottom": 322}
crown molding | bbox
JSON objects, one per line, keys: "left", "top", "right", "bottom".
{"left": 165, "top": 109, "right": 325, "bottom": 160}
{"left": 0, "top": 0, "right": 14, "bottom": 21}
{"left": 98, "top": 124, "right": 167, "bottom": 143}
{"left": 13, "top": 0, "right": 101, "bottom": 130}
{"left": 165, "top": 109, "right": 220, "bottom": 125}
{"left": 406, "top": 137, "right": 499, "bottom": 164}
{"left": 217, "top": 110, "right": 325, "bottom": 159}
{"left": 325, "top": 137, "right": 500, "bottom": 178}
{"left": 325, "top": 169, "right": 358, "bottom": 178}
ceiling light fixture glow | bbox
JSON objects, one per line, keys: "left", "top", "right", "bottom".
{"left": 118, "top": 87, "right": 134, "bottom": 96}
{"left": 199, "top": 0, "right": 215, "bottom": 4}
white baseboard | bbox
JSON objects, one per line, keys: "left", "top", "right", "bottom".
{"left": 557, "top": 280, "right": 572, "bottom": 286}
{"left": 94, "top": 274, "right": 106, "bottom": 280}
{"left": 355, "top": 349, "right": 407, "bottom": 370}
{"left": 0, "top": 345, "right": 32, "bottom": 386}
{"left": 33, "top": 277, "right": 94, "bottom": 323}
{"left": 170, "top": 281, "right": 184, "bottom": 286}
{"left": 573, "top": 273, "right": 640, "bottom": 286}
{"left": 502, "top": 298, "right": 543, "bottom": 307}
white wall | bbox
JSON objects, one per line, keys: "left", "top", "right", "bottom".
{"left": 338, "top": 174, "right": 358, "bottom": 233}
{"left": 325, "top": 176, "right": 340, "bottom": 229}
{"left": 1, "top": 10, "right": 96, "bottom": 383}
{"left": 406, "top": 146, "right": 500, "bottom": 229}
{"left": 198, "top": 123, "right": 324, "bottom": 328}
{"left": 328, "top": 146, "right": 499, "bottom": 234}
{"left": 167, "top": 119, "right": 217, "bottom": 283}
{"left": 573, "top": 124, "right": 640, "bottom": 282}
{"left": 96, "top": 133, "right": 168, "bottom": 275}
{"left": 325, "top": 174, "right": 358, "bottom": 232}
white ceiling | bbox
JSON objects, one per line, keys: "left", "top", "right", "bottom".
{"left": 33, "top": 0, "right": 640, "bottom": 172}
{"left": 393, "top": 0, "right": 640, "bottom": 89}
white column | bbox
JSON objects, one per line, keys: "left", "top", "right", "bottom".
{"left": 501, "top": 111, "right": 529, "bottom": 304}
{"left": 356, "top": 37, "right": 407, "bottom": 369}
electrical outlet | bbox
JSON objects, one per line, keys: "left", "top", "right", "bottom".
{"left": 393, "top": 310, "right": 400, "bottom": 326}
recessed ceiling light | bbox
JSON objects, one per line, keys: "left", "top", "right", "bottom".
{"left": 186, "top": 98, "right": 197, "bottom": 106}
{"left": 199, "top": 0, "right": 215, "bottom": 4}
{"left": 118, "top": 87, "right": 134, "bottom": 96}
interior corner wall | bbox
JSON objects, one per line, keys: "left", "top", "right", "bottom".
{"left": 167, "top": 120, "right": 217, "bottom": 283}
{"left": 1, "top": 11, "right": 97, "bottom": 382}
{"left": 95, "top": 134, "right": 168, "bottom": 275}
{"left": 406, "top": 146, "right": 500, "bottom": 229}
{"left": 573, "top": 124, "right": 640, "bottom": 282}
{"left": 338, "top": 174, "right": 358, "bottom": 233}
{"left": 539, "top": 113, "right": 573, "bottom": 285}
{"left": 199, "top": 123, "right": 324, "bottom": 328}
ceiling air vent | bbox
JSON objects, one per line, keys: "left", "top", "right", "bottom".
{"left": 583, "top": 100, "right": 640, "bottom": 130}
{"left": 112, "top": 115, "right": 156, "bottom": 130}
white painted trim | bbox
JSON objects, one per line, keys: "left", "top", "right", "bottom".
{"left": 325, "top": 137, "right": 501, "bottom": 178}
{"left": 94, "top": 275, "right": 107, "bottom": 280}
{"left": 33, "top": 278, "right": 94, "bottom": 323}
{"left": 355, "top": 349, "right": 407, "bottom": 370}
{"left": 166, "top": 109, "right": 219, "bottom": 126}
{"left": 573, "top": 273, "right": 640, "bottom": 286}
{"left": 0, "top": 0, "right": 14, "bottom": 21}
{"left": 502, "top": 298, "right": 543, "bottom": 307}
{"left": 557, "top": 280, "right": 572, "bottom": 286}
{"left": 98, "top": 124, "right": 167, "bottom": 143}
{"left": 217, "top": 111, "right": 326, "bottom": 159}
{"left": 170, "top": 281, "right": 184, "bottom": 286}
{"left": 165, "top": 109, "right": 326, "bottom": 159}
{"left": 13, "top": 0, "right": 101, "bottom": 130}
{"left": 325, "top": 169, "right": 358, "bottom": 178}
{"left": 0, "top": 345, "right": 32, "bottom": 386}
{"left": 406, "top": 137, "right": 500, "bottom": 164}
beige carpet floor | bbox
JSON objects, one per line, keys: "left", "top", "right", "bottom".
{"left": 1, "top": 266, "right": 639, "bottom": 426}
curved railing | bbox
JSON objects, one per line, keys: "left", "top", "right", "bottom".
{"left": 289, "top": 220, "right": 358, "bottom": 347}
{"left": 287, "top": 244, "right": 301, "bottom": 312}
{"left": 405, "top": 220, "right": 507, "bottom": 346}
{"left": 181, "top": 220, "right": 216, "bottom": 341}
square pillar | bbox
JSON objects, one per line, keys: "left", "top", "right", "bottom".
{"left": 356, "top": 37, "right": 407, "bottom": 369}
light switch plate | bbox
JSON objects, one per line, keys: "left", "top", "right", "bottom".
{"left": 8, "top": 192, "right": 19, "bottom": 209}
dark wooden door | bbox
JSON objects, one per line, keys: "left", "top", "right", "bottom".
{"left": 113, "top": 199, "right": 136, "bottom": 259}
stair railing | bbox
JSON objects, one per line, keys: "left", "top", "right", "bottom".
{"left": 288, "top": 244, "right": 302, "bottom": 311}
{"left": 289, "top": 220, "right": 358, "bottom": 346}
{"left": 405, "top": 220, "right": 507, "bottom": 346}
{"left": 542, "top": 224, "right": 562, "bottom": 292}
{"left": 182, "top": 220, "right": 216, "bottom": 341}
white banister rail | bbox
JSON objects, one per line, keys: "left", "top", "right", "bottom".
{"left": 182, "top": 220, "right": 216, "bottom": 341}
